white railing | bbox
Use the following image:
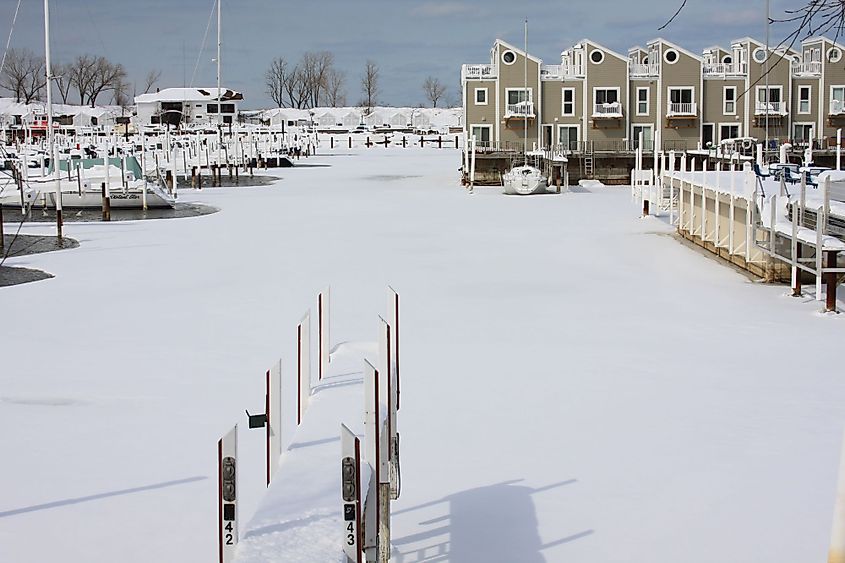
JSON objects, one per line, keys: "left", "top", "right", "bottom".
{"left": 755, "top": 101, "right": 788, "bottom": 115}
{"left": 505, "top": 101, "right": 535, "bottom": 117}
{"left": 592, "top": 102, "right": 623, "bottom": 117}
{"left": 831, "top": 100, "right": 845, "bottom": 115}
{"left": 667, "top": 102, "right": 697, "bottom": 116}
{"left": 541, "top": 64, "right": 584, "bottom": 79}
{"left": 703, "top": 62, "right": 747, "bottom": 76}
{"left": 630, "top": 63, "right": 659, "bottom": 77}
{"left": 792, "top": 61, "right": 822, "bottom": 76}
{"left": 462, "top": 64, "right": 497, "bottom": 80}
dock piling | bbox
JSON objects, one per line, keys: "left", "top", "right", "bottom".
{"left": 101, "top": 182, "right": 111, "bottom": 222}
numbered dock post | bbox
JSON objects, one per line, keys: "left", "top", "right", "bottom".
{"left": 217, "top": 426, "right": 238, "bottom": 563}
{"left": 342, "top": 424, "right": 363, "bottom": 563}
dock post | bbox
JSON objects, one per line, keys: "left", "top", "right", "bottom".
{"left": 402, "top": 136, "right": 406, "bottom": 148}
{"left": 826, "top": 251, "right": 839, "bottom": 312}
{"left": 642, "top": 198, "right": 650, "bottom": 217}
{"left": 348, "top": 136, "right": 352, "bottom": 149}
{"left": 438, "top": 136, "right": 442, "bottom": 149}
{"left": 330, "top": 136, "right": 334, "bottom": 149}
{"left": 101, "top": 182, "right": 110, "bottom": 222}
{"left": 165, "top": 170, "right": 173, "bottom": 193}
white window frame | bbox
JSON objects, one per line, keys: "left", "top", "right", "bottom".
{"left": 667, "top": 86, "right": 695, "bottom": 104}
{"left": 798, "top": 85, "right": 811, "bottom": 114}
{"left": 631, "top": 124, "right": 653, "bottom": 148}
{"left": 831, "top": 85, "right": 845, "bottom": 103}
{"left": 636, "top": 87, "right": 649, "bottom": 116}
{"left": 505, "top": 87, "right": 533, "bottom": 105}
{"left": 718, "top": 122, "right": 741, "bottom": 142}
{"left": 469, "top": 124, "right": 492, "bottom": 144}
{"left": 557, "top": 124, "right": 579, "bottom": 149}
{"left": 723, "top": 86, "right": 736, "bottom": 115}
{"left": 474, "top": 88, "right": 488, "bottom": 106}
{"left": 756, "top": 85, "right": 783, "bottom": 104}
{"left": 593, "top": 86, "right": 620, "bottom": 106}
{"left": 561, "top": 87, "right": 576, "bottom": 116}
{"left": 792, "top": 122, "right": 815, "bottom": 142}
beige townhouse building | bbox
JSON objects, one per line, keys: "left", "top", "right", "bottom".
{"left": 462, "top": 34, "right": 845, "bottom": 154}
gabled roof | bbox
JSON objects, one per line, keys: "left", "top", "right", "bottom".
{"left": 579, "top": 38, "right": 628, "bottom": 62}
{"left": 801, "top": 35, "right": 845, "bottom": 51}
{"left": 493, "top": 39, "right": 543, "bottom": 64}
{"left": 134, "top": 87, "right": 243, "bottom": 104}
{"left": 645, "top": 37, "right": 704, "bottom": 62}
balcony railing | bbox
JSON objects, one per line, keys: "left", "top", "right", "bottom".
{"left": 540, "top": 64, "right": 584, "bottom": 79}
{"left": 630, "top": 63, "right": 659, "bottom": 77}
{"left": 792, "top": 61, "right": 822, "bottom": 76}
{"left": 755, "top": 101, "right": 788, "bottom": 115}
{"left": 667, "top": 102, "right": 697, "bottom": 116}
{"left": 592, "top": 102, "right": 624, "bottom": 117}
{"left": 703, "top": 62, "right": 747, "bottom": 76}
{"left": 831, "top": 100, "right": 845, "bottom": 115}
{"left": 462, "top": 64, "right": 497, "bottom": 80}
{"left": 505, "top": 101, "right": 535, "bottom": 118}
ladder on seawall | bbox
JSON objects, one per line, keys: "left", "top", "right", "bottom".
{"left": 583, "top": 141, "right": 594, "bottom": 179}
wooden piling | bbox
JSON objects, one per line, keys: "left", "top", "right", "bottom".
{"left": 826, "top": 251, "right": 839, "bottom": 313}
{"left": 792, "top": 244, "right": 803, "bottom": 297}
{"left": 101, "top": 182, "right": 111, "bottom": 222}
{"left": 348, "top": 136, "right": 352, "bottom": 149}
{"left": 402, "top": 136, "right": 406, "bottom": 148}
{"left": 191, "top": 166, "right": 197, "bottom": 188}
{"left": 438, "top": 136, "right": 442, "bottom": 149}
{"left": 330, "top": 136, "right": 334, "bottom": 149}
{"left": 165, "top": 170, "right": 173, "bottom": 192}
{"left": 642, "top": 199, "right": 650, "bottom": 217}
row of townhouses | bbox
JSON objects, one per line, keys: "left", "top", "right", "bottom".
{"left": 461, "top": 35, "right": 845, "bottom": 153}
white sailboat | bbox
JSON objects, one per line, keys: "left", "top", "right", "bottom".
{"left": 502, "top": 19, "right": 547, "bottom": 196}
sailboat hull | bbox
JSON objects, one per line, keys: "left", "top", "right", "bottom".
{"left": 502, "top": 165, "right": 547, "bottom": 195}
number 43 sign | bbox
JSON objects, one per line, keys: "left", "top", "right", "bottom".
{"left": 341, "top": 424, "right": 362, "bottom": 563}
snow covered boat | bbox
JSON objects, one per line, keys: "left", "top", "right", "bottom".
{"left": 44, "top": 156, "right": 176, "bottom": 209}
{"left": 502, "top": 164, "right": 547, "bottom": 195}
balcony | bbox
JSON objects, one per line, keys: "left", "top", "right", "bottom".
{"left": 666, "top": 102, "right": 697, "bottom": 117}
{"left": 462, "top": 64, "right": 497, "bottom": 80}
{"left": 703, "top": 62, "right": 747, "bottom": 77}
{"left": 831, "top": 100, "right": 845, "bottom": 115}
{"left": 630, "top": 63, "right": 659, "bottom": 78}
{"left": 592, "top": 102, "right": 624, "bottom": 118}
{"left": 792, "top": 61, "right": 822, "bottom": 77}
{"left": 504, "top": 101, "right": 535, "bottom": 119}
{"left": 755, "top": 101, "right": 788, "bottom": 115}
{"left": 541, "top": 64, "right": 584, "bottom": 80}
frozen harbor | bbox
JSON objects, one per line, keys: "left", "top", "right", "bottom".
{"left": 1, "top": 146, "right": 844, "bottom": 563}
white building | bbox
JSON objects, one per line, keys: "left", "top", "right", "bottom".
{"left": 134, "top": 87, "right": 243, "bottom": 128}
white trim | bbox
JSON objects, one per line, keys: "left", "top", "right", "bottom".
{"left": 505, "top": 87, "right": 533, "bottom": 104}
{"left": 828, "top": 47, "right": 842, "bottom": 63}
{"left": 718, "top": 122, "right": 742, "bottom": 141}
{"left": 723, "top": 85, "right": 737, "bottom": 115}
{"left": 593, "top": 86, "right": 620, "bottom": 105}
{"left": 556, "top": 123, "right": 579, "bottom": 148}
{"left": 752, "top": 47, "right": 768, "bottom": 63}
{"left": 469, "top": 123, "right": 492, "bottom": 144}
{"left": 664, "top": 48, "right": 680, "bottom": 64}
{"left": 474, "top": 88, "right": 488, "bottom": 106}
{"left": 755, "top": 84, "right": 783, "bottom": 102}
{"left": 502, "top": 50, "right": 517, "bottom": 65}
{"left": 792, "top": 121, "right": 815, "bottom": 142}
{"left": 798, "top": 85, "right": 812, "bottom": 114}
{"left": 589, "top": 49, "right": 605, "bottom": 65}
{"left": 636, "top": 87, "right": 649, "bottom": 116}
{"left": 562, "top": 87, "right": 576, "bottom": 116}
{"left": 631, "top": 123, "right": 653, "bottom": 147}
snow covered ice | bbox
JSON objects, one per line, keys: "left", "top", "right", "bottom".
{"left": 2, "top": 145, "right": 845, "bottom": 563}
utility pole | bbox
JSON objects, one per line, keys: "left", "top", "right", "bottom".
{"left": 764, "top": 0, "right": 770, "bottom": 158}
{"left": 216, "top": 0, "right": 222, "bottom": 169}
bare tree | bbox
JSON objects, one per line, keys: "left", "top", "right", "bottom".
{"left": 360, "top": 60, "right": 380, "bottom": 114}
{"left": 422, "top": 76, "right": 447, "bottom": 108}
{"left": 0, "top": 49, "right": 46, "bottom": 103}
{"left": 265, "top": 57, "right": 289, "bottom": 108}
{"left": 324, "top": 68, "right": 346, "bottom": 107}
{"left": 52, "top": 62, "right": 73, "bottom": 104}
{"left": 300, "top": 51, "right": 336, "bottom": 108}
{"left": 87, "top": 57, "right": 126, "bottom": 106}
{"left": 69, "top": 54, "right": 98, "bottom": 105}
{"left": 143, "top": 69, "right": 161, "bottom": 94}
{"left": 112, "top": 76, "right": 130, "bottom": 108}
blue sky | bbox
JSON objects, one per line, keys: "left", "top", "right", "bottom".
{"left": 0, "top": 0, "right": 802, "bottom": 108}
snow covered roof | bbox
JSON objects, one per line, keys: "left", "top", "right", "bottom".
{"left": 134, "top": 88, "right": 243, "bottom": 104}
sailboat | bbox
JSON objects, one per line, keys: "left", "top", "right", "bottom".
{"left": 502, "top": 19, "right": 548, "bottom": 196}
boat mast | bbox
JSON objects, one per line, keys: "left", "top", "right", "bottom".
{"left": 43, "top": 0, "right": 61, "bottom": 237}
{"left": 764, "top": 0, "right": 770, "bottom": 157}
{"left": 524, "top": 18, "right": 528, "bottom": 161}
{"left": 217, "top": 0, "right": 222, "bottom": 167}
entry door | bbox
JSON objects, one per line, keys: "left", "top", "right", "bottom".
{"left": 632, "top": 124, "right": 653, "bottom": 150}
{"left": 558, "top": 125, "right": 578, "bottom": 151}
{"left": 470, "top": 125, "right": 491, "bottom": 146}
{"left": 793, "top": 123, "right": 814, "bottom": 144}
{"left": 542, "top": 125, "right": 554, "bottom": 149}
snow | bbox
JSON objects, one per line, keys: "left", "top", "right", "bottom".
{"left": 1, "top": 146, "right": 845, "bottom": 563}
